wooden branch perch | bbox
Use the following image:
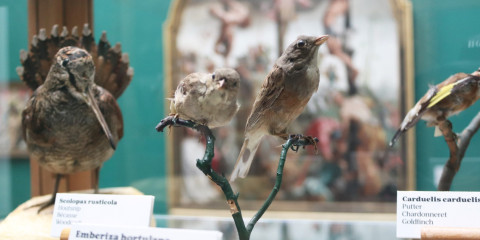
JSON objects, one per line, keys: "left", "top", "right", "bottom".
{"left": 437, "top": 111, "right": 480, "bottom": 190}
{"left": 156, "top": 116, "right": 317, "bottom": 240}
{"left": 437, "top": 120, "right": 459, "bottom": 191}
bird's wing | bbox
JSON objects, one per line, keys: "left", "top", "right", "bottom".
{"left": 245, "top": 65, "right": 285, "bottom": 130}
{"left": 17, "top": 24, "right": 133, "bottom": 98}
{"left": 427, "top": 73, "right": 469, "bottom": 108}
{"left": 181, "top": 73, "right": 208, "bottom": 99}
{"left": 402, "top": 73, "right": 473, "bottom": 128}
{"left": 21, "top": 91, "right": 36, "bottom": 141}
{"left": 95, "top": 86, "right": 124, "bottom": 140}
{"left": 449, "top": 74, "right": 480, "bottom": 96}
{"left": 21, "top": 86, "right": 54, "bottom": 146}
{"left": 427, "top": 83, "right": 454, "bottom": 108}
{"left": 176, "top": 80, "right": 188, "bottom": 96}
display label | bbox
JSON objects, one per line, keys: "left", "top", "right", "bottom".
{"left": 397, "top": 191, "right": 480, "bottom": 238}
{"left": 68, "top": 224, "right": 223, "bottom": 240}
{"left": 51, "top": 193, "right": 154, "bottom": 237}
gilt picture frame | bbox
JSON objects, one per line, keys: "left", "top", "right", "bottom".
{"left": 163, "top": 0, "right": 414, "bottom": 216}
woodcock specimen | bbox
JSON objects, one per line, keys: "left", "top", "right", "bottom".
{"left": 17, "top": 24, "right": 133, "bottom": 212}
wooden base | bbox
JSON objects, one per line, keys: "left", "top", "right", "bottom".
{"left": 0, "top": 187, "right": 154, "bottom": 240}
{"left": 422, "top": 227, "right": 480, "bottom": 240}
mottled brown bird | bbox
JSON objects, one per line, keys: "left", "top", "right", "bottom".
{"left": 390, "top": 68, "right": 480, "bottom": 147}
{"left": 230, "top": 35, "right": 328, "bottom": 182}
{"left": 18, "top": 24, "right": 132, "bottom": 212}
{"left": 170, "top": 68, "right": 240, "bottom": 128}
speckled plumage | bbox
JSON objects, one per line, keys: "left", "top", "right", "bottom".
{"left": 170, "top": 68, "right": 240, "bottom": 128}
{"left": 230, "top": 35, "right": 329, "bottom": 182}
{"left": 22, "top": 46, "right": 123, "bottom": 211}
{"left": 23, "top": 85, "right": 122, "bottom": 174}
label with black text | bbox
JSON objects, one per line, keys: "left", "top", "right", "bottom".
{"left": 397, "top": 191, "right": 480, "bottom": 238}
{"left": 68, "top": 224, "right": 222, "bottom": 240}
{"left": 51, "top": 193, "right": 154, "bottom": 237}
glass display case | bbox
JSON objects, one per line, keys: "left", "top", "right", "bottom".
{"left": 1, "top": 0, "right": 480, "bottom": 239}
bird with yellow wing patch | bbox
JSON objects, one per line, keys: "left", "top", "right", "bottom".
{"left": 390, "top": 68, "right": 480, "bottom": 147}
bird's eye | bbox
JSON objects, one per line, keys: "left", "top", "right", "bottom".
{"left": 296, "top": 40, "right": 306, "bottom": 48}
{"left": 62, "top": 59, "right": 69, "bottom": 67}
{"left": 212, "top": 73, "right": 216, "bottom": 80}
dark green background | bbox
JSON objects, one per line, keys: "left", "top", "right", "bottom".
{"left": 93, "top": 0, "right": 171, "bottom": 215}
{"left": 413, "top": 0, "right": 480, "bottom": 190}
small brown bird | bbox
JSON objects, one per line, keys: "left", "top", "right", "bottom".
{"left": 22, "top": 46, "right": 123, "bottom": 211}
{"left": 170, "top": 68, "right": 240, "bottom": 128}
{"left": 390, "top": 68, "right": 480, "bottom": 147}
{"left": 230, "top": 35, "right": 328, "bottom": 182}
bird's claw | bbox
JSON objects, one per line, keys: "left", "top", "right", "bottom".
{"left": 172, "top": 115, "right": 179, "bottom": 124}
{"left": 288, "top": 134, "right": 319, "bottom": 152}
{"left": 290, "top": 144, "right": 300, "bottom": 152}
{"left": 25, "top": 197, "right": 56, "bottom": 214}
{"left": 453, "top": 132, "right": 459, "bottom": 142}
{"left": 155, "top": 115, "right": 181, "bottom": 132}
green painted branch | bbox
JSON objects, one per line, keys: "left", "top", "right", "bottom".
{"left": 247, "top": 137, "right": 299, "bottom": 233}
{"left": 156, "top": 116, "right": 317, "bottom": 240}
{"left": 156, "top": 116, "right": 248, "bottom": 238}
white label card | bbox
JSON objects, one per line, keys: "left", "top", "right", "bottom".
{"left": 397, "top": 191, "right": 480, "bottom": 238}
{"left": 68, "top": 224, "right": 223, "bottom": 240}
{"left": 51, "top": 193, "right": 154, "bottom": 237}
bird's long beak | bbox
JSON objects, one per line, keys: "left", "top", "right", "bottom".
{"left": 84, "top": 88, "right": 117, "bottom": 150}
{"left": 315, "top": 35, "right": 329, "bottom": 46}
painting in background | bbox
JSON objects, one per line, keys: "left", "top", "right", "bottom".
{"left": 165, "top": 0, "right": 408, "bottom": 212}
{"left": 0, "top": 83, "right": 29, "bottom": 158}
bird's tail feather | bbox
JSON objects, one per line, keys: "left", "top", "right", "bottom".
{"left": 389, "top": 129, "right": 404, "bottom": 147}
{"left": 230, "top": 136, "right": 261, "bottom": 182}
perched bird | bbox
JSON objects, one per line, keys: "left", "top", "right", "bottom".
{"left": 18, "top": 24, "right": 132, "bottom": 212}
{"left": 170, "top": 68, "right": 240, "bottom": 128}
{"left": 22, "top": 46, "right": 123, "bottom": 211}
{"left": 390, "top": 68, "right": 480, "bottom": 147}
{"left": 230, "top": 35, "right": 329, "bottom": 182}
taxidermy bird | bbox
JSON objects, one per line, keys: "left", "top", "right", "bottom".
{"left": 389, "top": 68, "right": 480, "bottom": 147}
{"left": 170, "top": 68, "right": 240, "bottom": 128}
{"left": 230, "top": 35, "right": 329, "bottom": 182}
{"left": 18, "top": 24, "right": 133, "bottom": 212}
